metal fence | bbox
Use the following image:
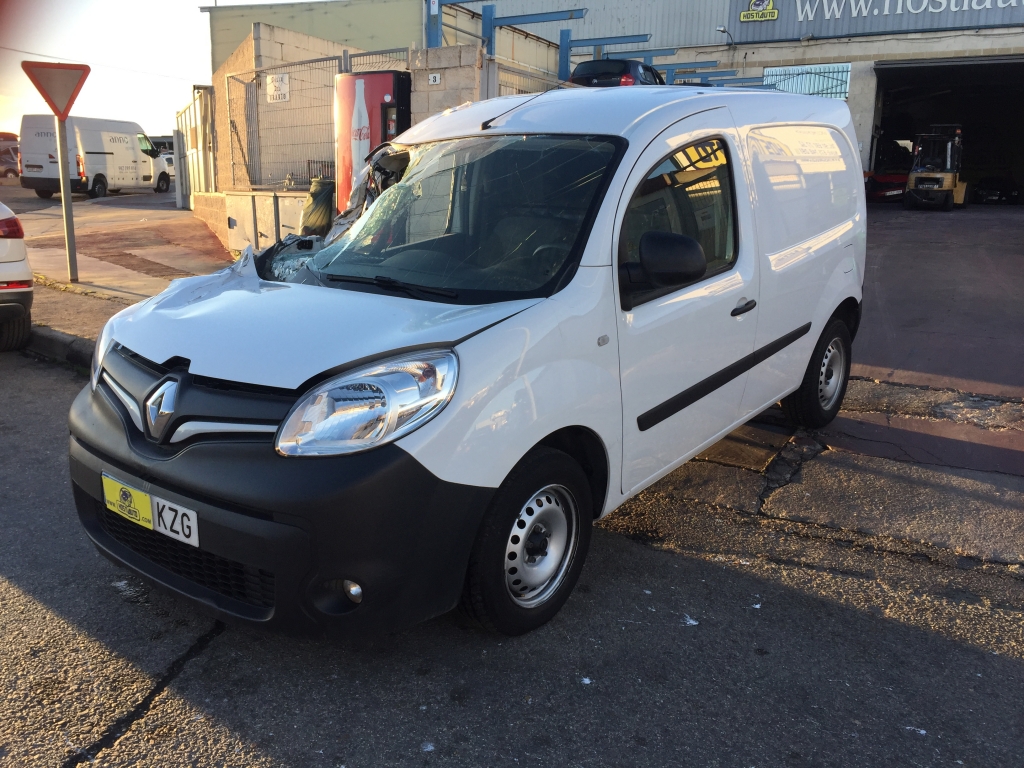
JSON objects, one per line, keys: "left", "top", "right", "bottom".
{"left": 225, "top": 57, "right": 343, "bottom": 190}
{"left": 350, "top": 47, "right": 409, "bottom": 72}
{"left": 497, "top": 64, "right": 567, "bottom": 96}
{"left": 175, "top": 86, "right": 216, "bottom": 204}
{"left": 761, "top": 64, "right": 852, "bottom": 100}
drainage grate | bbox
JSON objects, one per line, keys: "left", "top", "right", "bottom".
{"left": 98, "top": 504, "right": 275, "bottom": 609}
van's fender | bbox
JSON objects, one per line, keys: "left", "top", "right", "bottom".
{"left": 397, "top": 266, "right": 623, "bottom": 499}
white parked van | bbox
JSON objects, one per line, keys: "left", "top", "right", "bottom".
{"left": 19, "top": 116, "right": 171, "bottom": 199}
{"left": 69, "top": 88, "right": 865, "bottom": 637}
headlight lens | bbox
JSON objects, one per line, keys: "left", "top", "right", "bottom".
{"left": 276, "top": 350, "right": 458, "bottom": 456}
{"left": 91, "top": 322, "right": 114, "bottom": 390}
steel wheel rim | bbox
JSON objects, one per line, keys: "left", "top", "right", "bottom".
{"left": 504, "top": 484, "right": 579, "bottom": 608}
{"left": 817, "top": 337, "right": 846, "bottom": 410}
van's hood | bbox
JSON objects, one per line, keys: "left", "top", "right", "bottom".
{"left": 107, "top": 266, "right": 539, "bottom": 390}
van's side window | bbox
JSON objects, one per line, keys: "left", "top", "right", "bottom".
{"left": 619, "top": 137, "right": 737, "bottom": 308}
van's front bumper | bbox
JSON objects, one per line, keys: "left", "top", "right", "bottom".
{"left": 21, "top": 175, "right": 89, "bottom": 193}
{"left": 69, "top": 381, "right": 494, "bottom": 636}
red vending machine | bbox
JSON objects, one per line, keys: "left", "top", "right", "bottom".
{"left": 335, "top": 71, "right": 412, "bottom": 211}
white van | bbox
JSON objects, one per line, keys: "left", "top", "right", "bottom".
{"left": 69, "top": 88, "right": 865, "bottom": 637}
{"left": 19, "top": 116, "right": 171, "bottom": 199}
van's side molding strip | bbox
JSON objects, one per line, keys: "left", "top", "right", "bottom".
{"left": 637, "top": 322, "right": 812, "bottom": 432}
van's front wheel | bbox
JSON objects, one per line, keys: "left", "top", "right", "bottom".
{"left": 35, "top": 190, "right": 53, "bottom": 199}
{"left": 781, "top": 318, "right": 852, "bottom": 429}
{"left": 461, "top": 447, "right": 592, "bottom": 635}
{"left": 155, "top": 173, "right": 170, "bottom": 193}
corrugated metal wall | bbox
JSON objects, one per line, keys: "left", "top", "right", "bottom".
{"left": 458, "top": 0, "right": 729, "bottom": 52}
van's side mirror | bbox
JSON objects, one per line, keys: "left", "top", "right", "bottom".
{"left": 638, "top": 231, "right": 707, "bottom": 287}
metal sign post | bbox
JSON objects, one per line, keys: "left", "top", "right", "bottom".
{"left": 21, "top": 61, "right": 90, "bottom": 283}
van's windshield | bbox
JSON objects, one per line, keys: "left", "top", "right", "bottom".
{"left": 309, "top": 134, "right": 625, "bottom": 304}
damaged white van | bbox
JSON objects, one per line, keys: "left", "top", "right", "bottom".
{"left": 70, "top": 88, "right": 865, "bottom": 636}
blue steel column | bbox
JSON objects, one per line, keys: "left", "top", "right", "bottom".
{"left": 482, "top": 5, "right": 496, "bottom": 56}
{"left": 559, "top": 29, "right": 572, "bottom": 81}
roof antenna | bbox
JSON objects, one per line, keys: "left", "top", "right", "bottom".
{"left": 481, "top": 92, "right": 547, "bottom": 130}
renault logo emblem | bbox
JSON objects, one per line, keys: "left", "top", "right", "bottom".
{"left": 145, "top": 380, "right": 178, "bottom": 439}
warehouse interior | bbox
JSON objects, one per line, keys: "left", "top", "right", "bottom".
{"left": 874, "top": 57, "right": 1024, "bottom": 184}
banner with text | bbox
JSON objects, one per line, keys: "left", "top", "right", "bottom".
{"left": 728, "top": 0, "right": 1024, "bottom": 43}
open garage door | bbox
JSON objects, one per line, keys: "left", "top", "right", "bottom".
{"left": 874, "top": 56, "right": 1024, "bottom": 190}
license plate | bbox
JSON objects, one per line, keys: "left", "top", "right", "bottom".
{"left": 101, "top": 473, "right": 200, "bottom": 548}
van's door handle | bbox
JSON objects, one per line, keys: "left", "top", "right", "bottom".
{"left": 731, "top": 299, "right": 757, "bottom": 316}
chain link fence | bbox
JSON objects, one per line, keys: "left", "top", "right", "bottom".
{"left": 224, "top": 50, "right": 411, "bottom": 191}
{"left": 226, "top": 57, "right": 342, "bottom": 190}
{"left": 497, "top": 64, "right": 570, "bottom": 96}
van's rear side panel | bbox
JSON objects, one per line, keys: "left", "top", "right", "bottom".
{"left": 19, "top": 115, "right": 88, "bottom": 193}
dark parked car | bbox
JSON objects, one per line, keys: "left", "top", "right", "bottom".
{"left": 569, "top": 59, "right": 665, "bottom": 87}
{"left": 0, "top": 147, "right": 18, "bottom": 178}
{"left": 973, "top": 176, "right": 1019, "bottom": 204}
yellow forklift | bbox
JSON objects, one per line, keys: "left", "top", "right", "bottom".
{"left": 904, "top": 124, "right": 970, "bottom": 211}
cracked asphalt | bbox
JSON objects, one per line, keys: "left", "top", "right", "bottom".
{"left": 3, "top": 348, "right": 1024, "bottom": 767}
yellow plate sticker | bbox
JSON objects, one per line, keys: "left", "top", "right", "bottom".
{"left": 102, "top": 474, "right": 153, "bottom": 530}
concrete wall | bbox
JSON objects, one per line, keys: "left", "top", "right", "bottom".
{"left": 192, "top": 192, "right": 229, "bottom": 249}
{"left": 667, "top": 27, "right": 1024, "bottom": 169}
{"left": 252, "top": 22, "right": 355, "bottom": 69}
{"left": 213, "top": 32, "right": 256, "bottom": 193}
{"left": 206, "top": 0, "right": 422, "bottom": 73}
{"left": 410, "top": 45, "right": 483, "bottom": 127}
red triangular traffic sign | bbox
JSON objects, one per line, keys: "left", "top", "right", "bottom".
{"left": 21, "top": 61, "right": 90, "bottom": 121}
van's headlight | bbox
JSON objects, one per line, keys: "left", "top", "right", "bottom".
{"left": 91, "top": 322, "right": 114, "bottom": 390}
{"left": 276, "top": 350, "right": 458, "bottom": 457}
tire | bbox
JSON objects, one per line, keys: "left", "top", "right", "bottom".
{"left": 461, "top": 447, "right": 593, "bottom": 635}
{"left": 902, "top": 192, "right": 916, "bottom": 210}
{"left": 0, "top": 313, "right": 31, "bottom": 352}
{"left": 781, "top": 318, "right": 853, "bottom": 429}
{"left": 88, "top": 176, "right": 107, "bottom": 199}
{"left": 155, "top": 173, "right": 170, "bottom": 193}
{"left": 941, "top": 191, "right": 954, "bottom": 211}
{"left": 35, "top": 189, "right": 53, "bottom": 199}
{"left": 3, "top": 169, "right": 16, "bottom": 179}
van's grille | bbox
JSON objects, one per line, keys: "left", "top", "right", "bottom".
{"left": 98, "top": 504, "right": 275, "bottom": 608}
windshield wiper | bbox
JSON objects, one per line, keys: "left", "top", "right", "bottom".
{"left": 324, "top": 273, "right": 458, "bottom": 300}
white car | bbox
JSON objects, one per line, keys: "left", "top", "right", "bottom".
{"left": 0, "top": 200, "right": 32, "bottom": 351}
{"left": 160, "top": 152, "right": 175, "bottom": 179}
{"left": 69, "top": 88, "right": 865, "bottom": 636}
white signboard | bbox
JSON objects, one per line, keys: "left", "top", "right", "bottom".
{"left": 427, "top": 73, "right": 441, "bottom": 85}
{"left": 430, "top": 0, "right": 439, "bottom": 14}
{"left": 266, "top": 74, "right": 290, "bottom": 103}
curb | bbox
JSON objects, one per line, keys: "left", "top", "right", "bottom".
{"left": 27, "top": 325, "right": 94, "bottom": 369}
{"left": 33, "top": 273, "right": 134, "bottom": 305}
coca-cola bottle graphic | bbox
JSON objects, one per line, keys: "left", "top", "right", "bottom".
{"left": 351, "top": 79, "right": 371, "bottom": 189}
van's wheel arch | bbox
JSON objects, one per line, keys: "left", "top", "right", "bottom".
{"left": 88, "top": 175, "right": 107, "bottom": 199}
{"left": 460, "top": 447, "right": 593, "bottom": 635}
{"left": 155, "top": 173, "right": 170, "bottom": 193}
{"left": 781, "top": 317, "right": 853, "bottom": 429}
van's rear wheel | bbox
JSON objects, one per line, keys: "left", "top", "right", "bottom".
{"left": 155, "top": 173, "right": 170, "bottom": 193}
{"left": 88, "top": 176, "right": 107, "bottom": 199}
{"left": 461, "top": 447, "right": 592, "bottom": 635}
{"left": 781, "top": 318, "right": 852, "bottom": 429}
{"left": 35, "top": 190, "right": 53, "bottom": 199}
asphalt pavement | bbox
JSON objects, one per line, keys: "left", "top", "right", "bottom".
{"left": 2, "top": 351, "right": 1023, "bottom": 768}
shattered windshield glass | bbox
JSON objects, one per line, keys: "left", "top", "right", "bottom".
{"left": 306, "top": 134, "right": 624, "bottom": 304}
